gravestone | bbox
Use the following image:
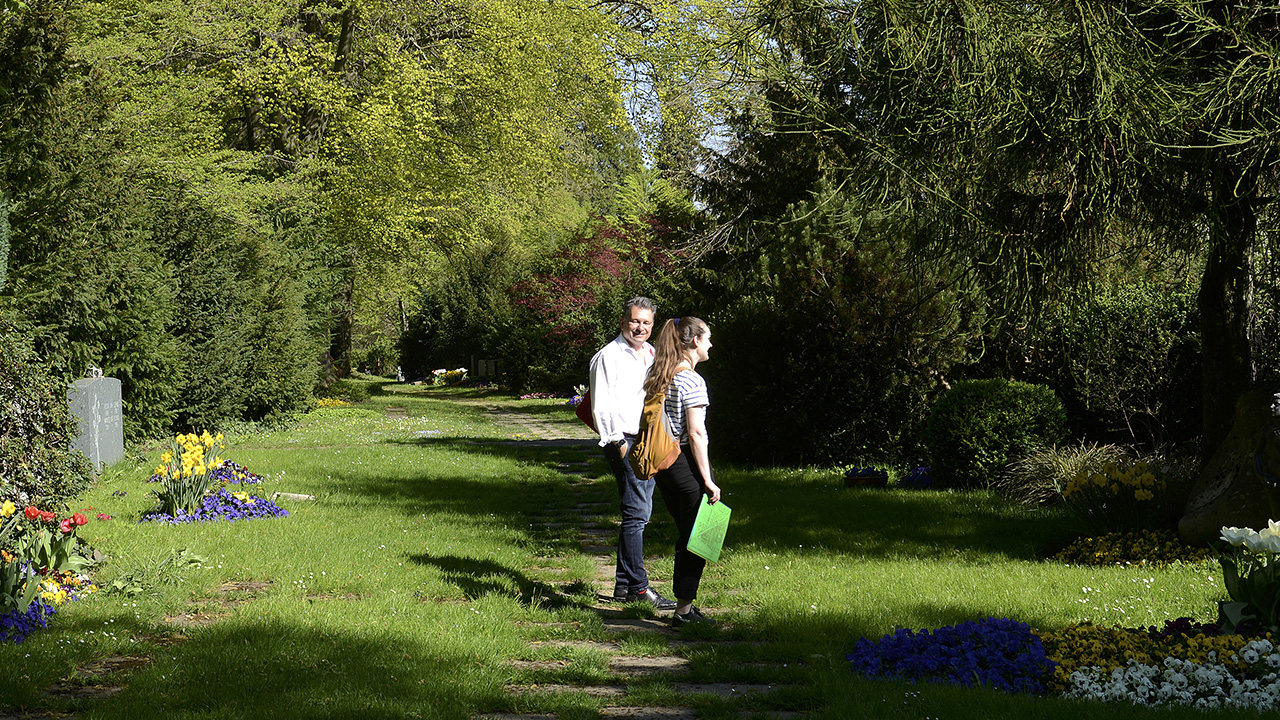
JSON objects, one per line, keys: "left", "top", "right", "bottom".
{"left": 67, "top": 377, "right": 125, "bottom": 472}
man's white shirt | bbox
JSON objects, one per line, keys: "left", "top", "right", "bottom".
{"left": 589, "top": 334, "right": 654, "bottom": 446}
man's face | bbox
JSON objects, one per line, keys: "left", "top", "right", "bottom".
{"left": 621, "top": 307, "right": 654, "bottom": 350}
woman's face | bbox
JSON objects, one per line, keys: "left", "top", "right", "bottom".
{"left": 694, "top": 329, "right": 713, "bottom": 363}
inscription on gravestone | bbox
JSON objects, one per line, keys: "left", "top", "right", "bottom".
{"left": 67, "top": 377, "right": 125, "bottom": 472}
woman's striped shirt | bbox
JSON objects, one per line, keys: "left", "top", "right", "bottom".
{"left": 665, "top": 369, "right": 709, "bottom": 443}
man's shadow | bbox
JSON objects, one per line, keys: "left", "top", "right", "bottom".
{"left": 410, "top": 552, "right": 596, "bottom": 610}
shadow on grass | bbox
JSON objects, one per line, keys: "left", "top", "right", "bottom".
{"left": 718, "top": 468, "right": 1077, "bottom": 562}
{"left": 85, "top": 616, "right": 503, "bottom": 720}
{"left": 410, "top": 553, "right": 592, "bottom": 610}
{"left": 334, "top": 436, "right": 1072, "bottom": 564}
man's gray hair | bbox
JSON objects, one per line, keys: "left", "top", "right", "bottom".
{"left": 623, "top": 296, "right": 656, "bottom": 315}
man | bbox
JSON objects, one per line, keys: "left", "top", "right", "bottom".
{"left": 589, "top": 296, "right": 676, "bottom": 609}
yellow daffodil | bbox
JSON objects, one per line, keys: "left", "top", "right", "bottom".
{"left": 1, "top": 500, "right": 14, "bottom": 518}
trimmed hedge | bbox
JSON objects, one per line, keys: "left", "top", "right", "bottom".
{"left": 923, "top": 379, "right": 1068, "bottom": 489}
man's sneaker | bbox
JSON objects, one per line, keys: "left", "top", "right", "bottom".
{"left": 613, "top": 585, "right": 629, "bottom": 601}
{"left": 671, "top": 606, "right": 716, "bottom": 628}
{"left": 625, "top": 588, "right": 677, "bottom": 610}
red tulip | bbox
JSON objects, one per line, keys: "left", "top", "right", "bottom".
{"left": 72, "top": 513, "right": 88, "bottom": 526}
{"left": 24, "top": 506, "right": 40, "bottom": 520}
{"left": 40, "top": 511, "right": 55, "bottom": 523}
{"left": 60, "top": 518, "right": 74, "bottom": 534}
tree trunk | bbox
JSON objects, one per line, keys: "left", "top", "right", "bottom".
{"left": 1198, "top": 170, "right": 1256, "bottom": 463}
{"left": 329, "top": 245, "right": 357, "bottom": 377}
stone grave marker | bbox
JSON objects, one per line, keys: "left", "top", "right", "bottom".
{"left": 67, "top": 376, "right": 124, "bottom": 472}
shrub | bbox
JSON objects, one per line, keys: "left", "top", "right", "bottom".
{"left": 153, "top": 187, "right": 322, "bottom": 430}
{"left": 498, "top": 218, "right": 682, "bottom": 391}
{"left": 997, "top": 443, "right": 1131, "bottom": 505}
{"left": 0, "top": 331, "right": 93, "bottom": 510}
{"left": 923, "top": 379, "right": 1068, "bottom": 489}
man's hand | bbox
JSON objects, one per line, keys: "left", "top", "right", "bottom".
{"left": 617, "top": 439, "right": 630, "bottom": 457}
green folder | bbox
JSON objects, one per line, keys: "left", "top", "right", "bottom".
{"left": 687, "top": 496, "right": 732, "bottom": 563}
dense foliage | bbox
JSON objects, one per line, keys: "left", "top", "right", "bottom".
{"left": 922, "top": 379, "right": 1068, "bottom": 489}
{"left": 1019, "top": 282, "right": 1201, "bottom": 451}
{"left": 701, "top": 188, "right": 980, "bottom": 465}
{"left": 0, "top": 332, "right": 93, "bottom": 509}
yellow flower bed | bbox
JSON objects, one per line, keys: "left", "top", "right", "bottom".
{"left": 312, "top": 397, "right": 351, "bottom": 408}
{"left": 1052, "top": 530, "right": 1213, "bottom": 567}
{"left": 1038, "top": 622, "right": 1265, "bottom": 693}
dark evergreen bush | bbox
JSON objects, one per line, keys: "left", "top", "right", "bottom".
{"left": 923, "top": 379, "right": 1069, "bottom": 489}
{"left": 702, "top": 189, "right": 979, "bottom": 465}
{"left": 152, "top": 186, "right": 322, "bottom": 429}
{"left": 0, "top": 331, "right": 93, "bottom": 509}
{"left": 1021, "top": 282, "right": 1200, "bottom": 450}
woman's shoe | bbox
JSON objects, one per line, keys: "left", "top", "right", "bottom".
{"left": 671, "top": 606, "right": 716, "bottom": 628}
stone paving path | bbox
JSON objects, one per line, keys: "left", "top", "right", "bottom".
{"left": 461, "top": 411, "right": 802, "bottom": 720}
{"left": 453, "top": 398, "right": 599, "bottom": 442}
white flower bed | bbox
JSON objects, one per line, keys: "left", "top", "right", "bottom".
{"left": 1065, "top": 640, "right": 1280, "bottom": 710}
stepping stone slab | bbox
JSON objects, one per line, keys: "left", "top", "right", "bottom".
{"left": 609, "top": 655, "right": 691, "bottom": 674}
{"left": 671, "top": 683, "right": 781, "bottom": 697}
{"left": 532, "top": 640, "right": 620, "bottom": 652}
{"left": 599, "top": 709, "right": 697, "bottom": 719}
{"left": 271, "top": 492, "right": 315, "bottom": 502}
{"left": 603, "top": 618, "right": 672, "bottom": 633}
{"left": 504, "top": 684, "right": 626, "bottom": 697}
{"left": 506, "top": 659, "right": 572, "bottom": 671}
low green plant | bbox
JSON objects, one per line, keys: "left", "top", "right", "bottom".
{"left": 1216, "top": 522, "right": 1280, "bottom": 633}
{"left": 106, "top": 548, "right": 207, "bottom": 597}
{"left": 923, "top": 379, "right": 1068, "bottom": 489}
{"left": 997, "top": 443, "right": 1130, "bottom": 505}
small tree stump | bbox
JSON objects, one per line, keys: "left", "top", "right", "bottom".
{"left": 1178, "top": 385, "right": 1280, "bottom": 543}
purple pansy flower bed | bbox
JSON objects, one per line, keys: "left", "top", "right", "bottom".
{"left": 847, "top": 617, "right": 1057, "bottom": 695}
{"left": 898, "top": 466, "right": 931, "bottom": 490}
{"left": 141, "top": 488, "right": 289, "bottom": 524}
{"left": 0, "top": 601, "right": 56, "bottom": 644}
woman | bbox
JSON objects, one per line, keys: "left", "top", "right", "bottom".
{"left": 643, "top": 316, "right": 721, "bottom": 627}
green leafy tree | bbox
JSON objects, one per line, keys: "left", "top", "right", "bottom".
{"left": 723, "top": 0, "right": 1280, "bottom": 462}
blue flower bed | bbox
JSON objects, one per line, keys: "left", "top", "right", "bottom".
{"left": 847, "top": 617, "right": 1057, "bottom": 694}
{"left": 0, "top": 601, "right": 55, "bottom": 644}
{"left": 898, "top": 466, "right": 931, "bottom": 490}
{"left": 141, "top": 488, "right": 289, "bottom": 524}
{"left": 845, "top": 466, "right": 888, "bottom": 480}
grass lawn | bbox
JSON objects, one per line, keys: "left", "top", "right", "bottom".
{"left": 0, "top": 380, "right": 1243, "bottom": 719}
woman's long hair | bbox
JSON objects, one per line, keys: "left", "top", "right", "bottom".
{"left": 643, "top": 316, "right": 708, "bottom": 396}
